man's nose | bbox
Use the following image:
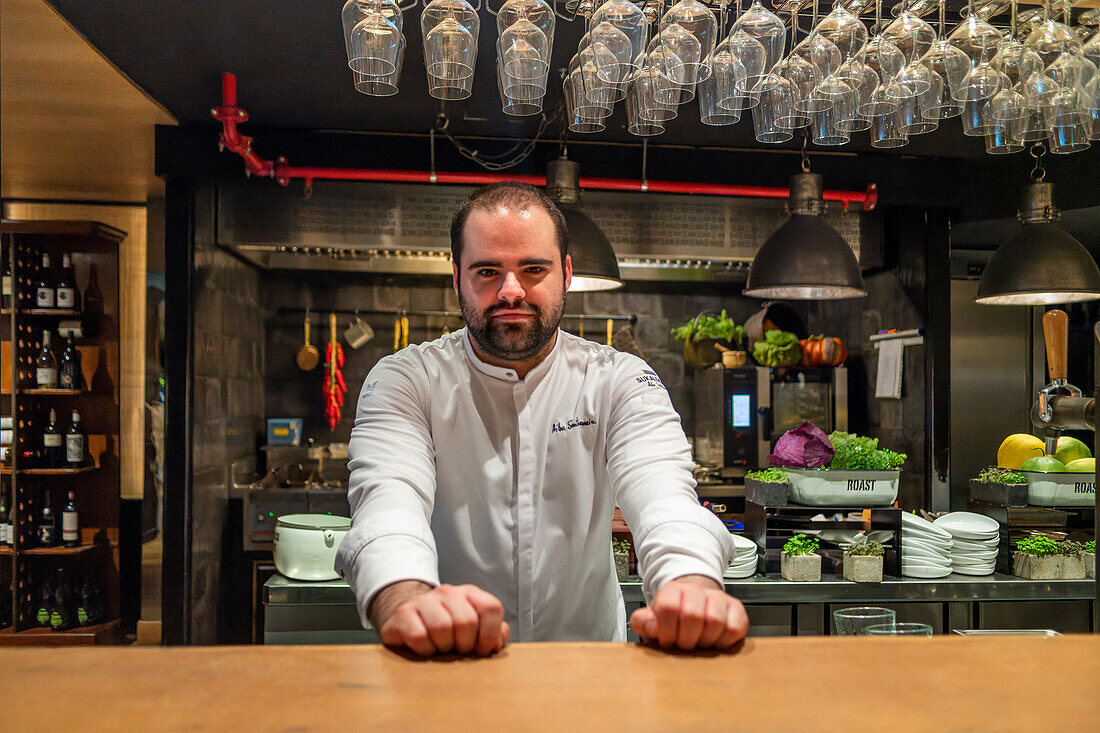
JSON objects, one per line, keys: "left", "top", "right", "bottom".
{"left": 497, "top": 271, "right": 526, "bottom": 303}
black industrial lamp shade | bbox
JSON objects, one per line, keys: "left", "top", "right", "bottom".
{"left": 976, "top": 183, "right": 1100, "bottom": 305}
{"left": 743, "top": 173, "right": 867, "bottom": 300}
{"left": 558, "top": 204, "right": 622, "bottom": 292}
{"left": 545, "top": 157, "right": 623, "bottom": 292}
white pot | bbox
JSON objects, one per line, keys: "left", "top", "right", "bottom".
{"left": 273, "top": 514, "right": 351, "bottom": 581}
{"left": 785, "top": 469, "right": 900, "bottom": 507}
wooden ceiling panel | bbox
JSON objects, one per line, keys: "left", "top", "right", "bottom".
{"left": 0, "top": 0, "right": 176, "bottom": 203}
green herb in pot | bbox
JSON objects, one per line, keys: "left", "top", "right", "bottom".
{"left": 782, "top": 534, "right": 820, "bottom": 556}
{"left": 671, "top": 309, "right": 743, "bottom": 346}
{"left": 751, "top": 330, "right": 801, "bottom": 367}
{"left": 845, "top": 540, "right": 885, "bottom": 557}
{"left": 745, "top": 468, "right": 790, "bottom": 484}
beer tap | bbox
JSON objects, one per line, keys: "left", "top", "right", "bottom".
{"left": 1030, "top": 310, "right": 1095, "bottom": 456}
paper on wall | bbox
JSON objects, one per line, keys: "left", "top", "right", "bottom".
{"left": 875, "top": 339, "right": 904, "bottom": 399}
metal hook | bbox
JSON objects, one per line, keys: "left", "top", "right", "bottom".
{"left": 1030, "top": 143, "right": 1047, "bottom": 182}
{"left": 801, "top": 133, "right": 811, "bottom": 173}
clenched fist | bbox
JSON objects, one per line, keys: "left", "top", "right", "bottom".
{"left": 370, "top": 580, "right": 510, "bottom": 656}
{"left": 629, "top": 575, "right": 748, "bottom": 651}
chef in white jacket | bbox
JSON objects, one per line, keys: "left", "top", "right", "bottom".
{"left": 336, "top": 182, "right": 747, "bottom": 656}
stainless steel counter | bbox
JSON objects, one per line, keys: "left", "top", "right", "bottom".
{"left": 262, "top": 573, "right": 1095, "bottom": 644}
{"left": 265, "top": 573, "right": 1096, "bottom": 606}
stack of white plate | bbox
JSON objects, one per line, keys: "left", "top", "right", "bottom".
{"left": 933, "top": 512, "right": 1000, "bottom": 576}
{"left": 725, "top": 534, "right": 760, "bottom": 579}
{"left": 901, "top": 512, "right": 953, "bottom": 578}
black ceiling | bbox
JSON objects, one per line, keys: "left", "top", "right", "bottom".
{"left": 45, "top": 0, "right": 1082, "bottom": 162}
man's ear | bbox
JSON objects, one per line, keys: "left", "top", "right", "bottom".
{"left": 452, "top": 262, "right": 460, "bottom": 295}
{"left": 563, "top": 254, "right": 572, "bottom": 292}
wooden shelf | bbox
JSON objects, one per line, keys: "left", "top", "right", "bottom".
{"left": 20, "top": 541, "right": 107, "bottom": 557}
{"left": 21, "top": 309, "right": 80, "bottom": 317}
{"left": 0, "top": 618, "right": 122, "bottom": 646}
{"left": 1, "top": 308, "right": 10, "bottom": 315}
{"left": 1, "top": 465, "right": 97, "bottom": 475}
{"left": 0, "top": 546, "right": 13, "bottom": 556}
{"left": 3, "top": 388, "right": 84, "bottom": 396}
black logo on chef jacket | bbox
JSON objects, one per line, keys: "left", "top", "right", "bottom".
{"left": 635, "top": 369, "right": 664, "bottom": 388}
{"left": 552, "top": 417, "right": 597, "bottom": 433}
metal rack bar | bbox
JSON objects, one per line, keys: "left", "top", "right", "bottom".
{"left": 275, "top": 307, "right": 637, "bottom": 323}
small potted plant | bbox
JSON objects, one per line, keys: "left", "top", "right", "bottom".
{"left": 1085, "top": 540, "right": 1095, "bottom": 580}
{"left": 842, "top": 539, "right": 885, "bottom": 583}
{"left": 1012, "top": 536, "right": 1087, "bottom": 580}
{"left": 969, "top": 466, "right": 1029, "bottom": 507}
{"left": 671, "top": 310, "right": 742, "bottom": 369}
{"left": 613, "top": 539, "right": 632, "bottom": 582}
{"left": 745, "top": 467, "right": 790, "bottom": 506}
{"left": 781, "top": 534, "right": 821, "bottom": 582}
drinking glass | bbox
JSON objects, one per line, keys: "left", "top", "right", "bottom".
{"left": 657, "top": 22, "right": 704, "bottom": 86}
{"left": 728, "top": 27, "right": 770, "bottom": 94}
{"left": 811, "top": 99, "right": 852, "bottom": 144}
{"left": 708, "top": 41, "right": 750, "bottom": 111}
{"left": 795, "top": 33, "right": 843, "bottom": 80}
{"left": 731, "top": 0, "right": 787, "bottom": 91}
{"left": 948, "top": 15, "right": 1003, "bottom": 66}
{"left": 590, "top": 21, "right": 635, "bottom": 86}
{"left": 499, "top": 65, "right": 544, "bottom": 116}
{"left": 1048, "top": 90, "right": 1092, "bottom": 153}
{"left": 833, "top": 607, "right": 896, "bottom": 635}
{"left": 576, "top": 42, "right": 623, "bottom": 106}
{"left": 921, "top": 40, "right": 971, "bottom": 98}
{"left": 427, "top": 68, "right": 473, "bottom": 100}
{"left": 871, "top": 106, "right": 909, "bottom": 147}
{"left": 499, "top": 41, "right": 546, "bottom": 100}
{"left": 626, "top": 74, "right": 668, "bottom": 135}
{"left": 814, "top": 4, "right": 869, "bottom": 61}
{"left": 1017, "top": 103, "right": 1053, "bottom": 141}
{"left": 633, "top": 62, "right": 679, "bottom": 121}
{"left": 882, "top": 10, "right": 935, "bottom": 67}
{"left": 496, "top": 0, "right": 555, "bottom": 54}
{"left": 752, "top": 73, "right": 796, "bottom": 142}
{"left": 864, "top": 622, "right": 934, "bottom": 636}
{"left": 342, "top": 0, "right": 403, "bottom": 67}
{"left": 780, "top": 53, "right": 819, "bottom": 116}
{"left": 591, "top": 0, "right": 649, "bottom": 82}
{"left": 566, "top": 65, "right": 613, "bottom": 119}
{"left": 985, "top": 113, "right": 1025, "bottom": 153}
{"left": 349, "top": 11, "right": 403, "bottom": 76}
{"left": 954, "top": 60, "right": 1003, "bottom": 102}
{"left": 898, "top": 69, "right": 941, "bottom": 133}
{"left": 499, "top": 19, "right": 549, "bottom": 80}
{"left": 960, "top": 96, "right": 994, "bottom": 135}
{"left": 661, "top": 0, "right": 719, "bottom": 83}
{"left": 424, "top": 17, "right": 477, "bottom": 81}
{"left": 562, "top": 72, "right": 603, "bottom": 129}
{"left": 698, "top": 60, "right": 741, "bottom": 125}
{"left": 354, "top": 33, "right": 405, "bottom": 96}
{"left": 1025, "top": 17, "right": 1081, "bottom": 67}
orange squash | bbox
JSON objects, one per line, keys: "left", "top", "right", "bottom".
{"left": 799, "top": 335, "right": 847, "bottom": 367}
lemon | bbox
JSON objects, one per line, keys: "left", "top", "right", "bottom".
{"left": 1053, "top": 436, "right": 1092, "bottom": 465}
{"left": 1065, "top": 457, "right": 1095, "bottom": 473}
{"left": 997, "top": 434, "right": 1046, "bottom": 470}
{"left": 1021, "top": 456, "right": 1068, "bottom": 472}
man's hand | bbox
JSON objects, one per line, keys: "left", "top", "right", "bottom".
{"left": 629, "top": 575, "right": 748, "bottom": 651}
{"left": 369, "top": 580, "right": 511, "bottom": 656}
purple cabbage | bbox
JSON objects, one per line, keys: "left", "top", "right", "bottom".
{"left": 767, "top": 421, "right": 836, "bottom": 469}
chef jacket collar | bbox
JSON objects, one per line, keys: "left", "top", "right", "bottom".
{"left": 462, "top": 327, "right": 563, "bottom": 384}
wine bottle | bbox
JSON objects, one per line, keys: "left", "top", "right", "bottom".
{"left": 65, "top": 410, "right": 85, "bottom": 466}
{"left": 35, "top": 253, "right": 54, "bottom": 308}
{"left": 50, "top": 568, "right": 76, "bottom": 631}
{"left": 35, "top": 330, "right": 58, "bottom": 388}
{"left": 0, "top": 487, "right": 11, "bottom": 546}
{"left": 54, "top": 252, "right": 79, "bottom": 310}
{"left": 78, "top": 571, "right": 104, "bottom": 626}
{"left": 37, "top": 489, "right": 58, "bottom": 547}
{"left": 62, "top": 490, "right": 80, "bottom": 547}
{"left": 59, "top": 334, "right": 79, "bottom": 389}
{"left": 42, "top": 408, "right": 62, "bottom": 468}
{"left": 35, "top": 577, "right": 53, "bottom": 628}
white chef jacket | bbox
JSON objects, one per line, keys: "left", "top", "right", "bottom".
{"left": 335, "top": 328, "right": 734, "bottom": 642}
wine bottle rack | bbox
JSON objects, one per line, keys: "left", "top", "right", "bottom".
{"left": 2, "top": 221, "right": 124, "bottom": 643}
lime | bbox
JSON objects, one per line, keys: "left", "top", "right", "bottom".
{"left": 997, "top": 434, "right": 1045, "bottom": 470}
{"left": 1020, "top": 455, "right": 1068, "bottom": 473}
{"left": 1065, "top": 457, "right": 1095, "bottom": 473}
{"left": 1053, "top": 436, "right": 1092, "bottom": 465}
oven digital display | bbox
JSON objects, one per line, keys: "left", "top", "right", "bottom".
{"left": 730, "top": 394, "right": 751, "bottom": 428}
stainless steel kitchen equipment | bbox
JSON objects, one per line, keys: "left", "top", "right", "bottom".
{"left": 693, "top": 365, "right": 848, "bottom": 475}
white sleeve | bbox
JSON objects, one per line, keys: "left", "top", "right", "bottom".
{"left": 606, "top": 357, "right": 735, "bottom": 604}
{"left": 335, "top": 354, "right": 440, "bottom": 629}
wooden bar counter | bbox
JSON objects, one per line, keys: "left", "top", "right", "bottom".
{"left": 3, "top": 636, "right": 1098, "bottom": 731}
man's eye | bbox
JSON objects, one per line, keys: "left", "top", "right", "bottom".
{"left": 525, "top": 267, "right": 545, "bottom": 275}
{"left": 477, "top": 269, "right": 497, "bottom": 278}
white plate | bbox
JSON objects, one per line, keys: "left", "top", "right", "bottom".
{"left": 951, "top": 537, "right": 999, "bottom": 550}
{"left": 904, "top": 546, "right": 951, "bottom": 563}
{"left": 903, "top": 537, "right": 952, "bottom": 555}
{"left": 932, "top": 512, "right": 1000, "bottom": 535}
{"left": 951, "top": 556, "right": 997, "bottom": 567}
{"left": 951, "top": 546, "right": 999, "bottom": 558}
{"left": 902, "top": 564, "right": 953, "bottom": 578}
{"left": 951, "top": 564, "right": 995, "bottom": 576}
{"left": 724, "top": 567, "right": 757, "bottom": 579}
{"left": 902, "top": 512, "right": 953, "bottom": 540}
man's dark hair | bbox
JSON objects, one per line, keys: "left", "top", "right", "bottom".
{"left": 450, "top": 181, "right": 569, "bottom": 270}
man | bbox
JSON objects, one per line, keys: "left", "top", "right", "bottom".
{"left": 336, "top": 182, "right": 747, "bottom": 656}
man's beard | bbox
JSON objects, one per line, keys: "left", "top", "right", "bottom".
{"left": 460, "top": 290, "right": 565, "bottom": 363}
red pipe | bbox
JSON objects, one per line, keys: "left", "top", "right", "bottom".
{"left": 212, "top": 73, "right": 877, "bottom": 211}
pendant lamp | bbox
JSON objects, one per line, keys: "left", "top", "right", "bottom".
{"left": 545, "top": 157, "right": 623, "bottom": 292}
{"left": 975, "top": 174, "right": 1100, "bottom": 305}
{"left": 743, "top": 169, "right": 867, "bottom": 300}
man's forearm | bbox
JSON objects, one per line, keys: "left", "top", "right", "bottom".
{"left": 367, "top": 579, "right": 434, "bottom": 630}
